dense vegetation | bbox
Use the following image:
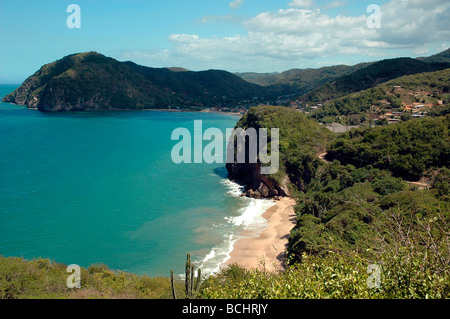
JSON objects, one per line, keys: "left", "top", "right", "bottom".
{"left": 217, "top": 107, "right": 449, "bottom": 299}
{"left": 299, "top": 57, "right": 450, "bottom": 105}
{"left": 236, "top": 63, "right": 371, "bottom": 97}
{"left": 312, "top": 68, "right": 450, "bottom": 124}
{"left": 202, "top": 241, "right": 449, "bottom": 299}
{"left": 288, "top": 163, "right": 449, "bottom": 258}
{"left": 2, "top": 52, "right": 267, "bottom": 111}
{"left": 0, "top": 256, "right": 178, "bottom": 299}
{"left": 325, "top": 116, "right": 449, "bottom": 180}
{"left": 226, "top": 106, "right": 332, "bottom": 198}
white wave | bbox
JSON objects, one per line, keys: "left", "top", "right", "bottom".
{"left": 229, "top": 198, "right": 275, "bottom": 230}
{"left": 198, "top": 197, "right": 276, "bottom": 275}
{"left": 202, "top": 248, "right": 216, "bottom": 264}
{"left": 198, "top": 234, "right": 238, "bottom": 275}
{"left": 220, "top": 178, "right": 245, "bottom": 197}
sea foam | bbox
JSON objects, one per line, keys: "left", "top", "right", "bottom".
{"left": 198, "top": 179, "right": 276, "bottom": 275}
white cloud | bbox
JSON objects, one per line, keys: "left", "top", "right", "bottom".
{"left": 377, "top": 0, "right": 450, "bottom": 46}
{"left": 438, "top": 43, "right": 449, "bottom": 52}
{"left": 413, "top": 47, "right": 429, "bottom": 55}
{"left": 118, "top": 0, "right": 450, "bottom": 72}
{"left": 288, "top": 0, "right": 313, "bottom": 8}
{"left": 229, "top": 0, "right": 244, "bottom": 10}
{"left": 199, "top": 15, "right": 240, "bottom": 24}
{"left": 324, "top": 1, "right": 347, "bottom": 9}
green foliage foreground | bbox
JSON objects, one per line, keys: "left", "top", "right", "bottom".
{"left": 202, "top": 246, "right": 449, "bottom": 299}
{"left": 0, "top": 257, "right": 177, "bottom": 299}
{"left": 2, "top": 238, "right": 448, "bottom": 299}
{"left": 202, "top": 196, "right": 449, "bottom": 299}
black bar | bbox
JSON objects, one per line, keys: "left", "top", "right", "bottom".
{"left": 1, "top": 299, "right": 447, "bottom": 318}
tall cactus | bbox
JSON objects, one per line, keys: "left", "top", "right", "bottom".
{"left": 170, "top": 270, "right": 177, "bottom": 299}
{"left": 171, "top": 253, "right": 202, "bottom": 299}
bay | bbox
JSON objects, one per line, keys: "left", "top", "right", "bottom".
{"left": 0, "top": 84, "right": 274, "bottom": 276}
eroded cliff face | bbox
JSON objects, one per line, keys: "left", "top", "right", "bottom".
{"left": 3, "top": 85, "right": 123, "bottom": 112}
{"left": 224, "top": 105, "right": 331, "bottom": 199}
{"left": 2, "top": 77, "right": 43, "bottom": 109}
{"left": 225, "top": 108, "right": 292, "bottom": 199}
{"left": 226, "top": 154, "right": 291, "bottom": 199}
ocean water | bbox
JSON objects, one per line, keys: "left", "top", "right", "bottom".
{"left": 0, "top": 85, "right": 275, "bottom": 276}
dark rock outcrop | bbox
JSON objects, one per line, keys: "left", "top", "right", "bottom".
{"left": 226, "top": 161, "right": 291, "bottom": 199}
{"left": 224, "top": 105, "right": 332, "bottom": 199}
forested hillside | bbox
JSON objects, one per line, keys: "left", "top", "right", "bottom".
{"left": 210, "top": 107, "right": 450, "bottom": 299}
{"left": 236, "top": 63, "right": 371, "bottom": 97}
{"left": 299, "top": 58, "right": 450, "bottom": 105}
{"left": 325, "top": 116, "right": 449, "bottom": 180}
{"left": 2, "top": 52, "right": 267, "bottom": 111}
{"left": 311, "top": 68, "right": 450, "bottom": 124}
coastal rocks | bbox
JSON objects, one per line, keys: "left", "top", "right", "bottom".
{"left": 225, "top": 112, "right": 293, "bottom": 200}
{"left": 243, "top": 182, "right": 284, "bottom": 199}
{"left": 226, "top": 161, "right": 291, "bottom": 199}
{"left": 246, "top": 188, "right": 262, "bottom": 199}
{"left": 2, "top": 82, "right": 43, "bottom": 109}
{"left": 257, "top": 182, "right": 270, "bottom": 198}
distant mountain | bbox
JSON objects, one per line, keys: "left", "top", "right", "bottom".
{"left": 235, "top": 72, "right": 280, "bottom": 87}
{"left": 164, "top": 67, "right": 190, "bottom": 72}
{"left": 299, "top": 57, "right": 450, "bottom": 104}
{"left": 236, "top": 63, "right": 372, "bottom": 96}
{"left": 311, "top": 67, "right": 450, "bottom": 124}
{"left": 5, "top": 49, "right": 450, "bottom": 112}
{"left": 236, "top": 63, "right": 371, "bottom": 86}
{"left": 417, "top": 48, "right": 450, "bottom": 64}
{"left": 236, "top": 49, "right": 450, "bottom": 101}
{"left": 2, "top": 52, "right": 265, "bottom": 112}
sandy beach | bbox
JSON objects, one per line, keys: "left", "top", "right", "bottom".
{"left": 222, "top": 197, "right": 297, "bottom": 272}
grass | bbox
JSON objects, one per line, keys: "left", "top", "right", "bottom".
{"left": 0, "top": 256, "right": 178, "bottom": 299}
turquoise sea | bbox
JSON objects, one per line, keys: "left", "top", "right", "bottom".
{"left": 0, "top": 85, "right": 275, "bottom": 276}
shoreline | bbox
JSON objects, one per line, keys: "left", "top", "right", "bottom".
{"left": 138, "top": 108, "right": 243, "bottom": 118}
{"left": 221, "top": 197, "right": 297, "bottom": 272}
{"left": 3, "top": 101, "right": 243, "bottom": 118}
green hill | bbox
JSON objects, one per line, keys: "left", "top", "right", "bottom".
{"left": 325, "top": 115, "right": 450, "bottom": 180}
{"left": 236, "top": 63, "right": 371, "bottom": 96}
{"left": 217, "top": 106, "right": 449, "bottom": 299}
{"left": 236, "top": 49, "right": 450, "bottom": 103}
{"left": 418, "top": 48, "right": 450, "bottom": 64}
{"left": 299, "top": 58, "right": 450, "bottom": 104}
{"left": 2, "top": 52, "right": 266, "bottom": 112}
{"left": 311, "top": 68, "right": 450, "bottom": 124}
{"left": 5, "top": 49, "right": 450, "bottom": 112}
{"left": 226, "top": 105, "right": 332, "bottom": 198}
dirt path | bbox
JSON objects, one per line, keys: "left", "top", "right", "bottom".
{"left": 318, "top": 152, "right": 331, "bottom": 163}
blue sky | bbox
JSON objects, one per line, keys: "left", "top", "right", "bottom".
{"left": 0, "top": 0, "right": 449, "bottom": 83}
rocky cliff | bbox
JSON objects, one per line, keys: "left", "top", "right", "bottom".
{"left": 226, "top": 105, "right": 331, "bottom": 199}
{"left": 226, "top": 161, "right": 291, "bottom": 199}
